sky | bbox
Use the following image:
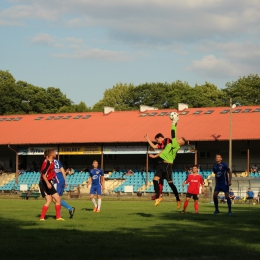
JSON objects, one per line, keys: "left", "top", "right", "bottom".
{"left": 1, "top": 0, "right": 260, "bottom": 107}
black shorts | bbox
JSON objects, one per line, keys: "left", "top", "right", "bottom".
{"left": 39, "top": 180, "right": 58, "bottom": 198}
{"left": 155, "top": 162, "right": 172, "bottom": 181}
{"left": 186, "top": 193, "right": 199, "bottom": 200}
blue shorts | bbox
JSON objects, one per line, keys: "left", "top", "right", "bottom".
{"left": 214, "top": 184, "right": 229, "bottom": 193}
{"left": 90, "top": 185, "right": 102, "bottom": 195}
{"left": 54, "top": 181, "right": 65, "bottom": 196}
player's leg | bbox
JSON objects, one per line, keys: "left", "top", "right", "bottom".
{"left": 90, "top": 186, "right": 98, "bottom": 211}
{"left": 224, "top": 189, "right": 232, "bottom": 215}
{"left": 213, "top": 188, "right": 220, "bottom": 215}
{"left": 96, "top": 185, "right": 102, "bottom": 212}
{"left": 193, "top": 195, "right": 199, "bottom": 214}
{"left": 57, "top": 182, "right": 75, "bottom": 218}
{"left": 182, "top": 195, "right": 191, "bottom": 213}
{"left": 52, "top": 192, "right": 64, "bottom": 220}
{"left": 165, "top": 164, "right": 181, "bottom": 209}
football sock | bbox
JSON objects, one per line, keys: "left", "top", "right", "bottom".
{"left": 153, "top": 180, "right": 160, "bottom": 198}
{"left": 91, "top": 198, "right": 97, "bottom": 207}
{"left": 194, "top": 201, "right": 199, "bottom": 211}
{"left": 159, "top": 181, "right": 163, "bottom": 197}
{"left": 213, "top": 196, "right": 219, "bottom": 210}
{"left": 55, "top": 204, "right": 61, "bottom": 219}
{"left": 184, "top": 200, "right": 189, "bottom": 211}
{"left": 226, "top": 197, "right": 231, "bottom": 212}
{"left": 168, "top": 182, "right": 180, "bottom": 201}
{"left": 40, "top": 205, "right": 48, "bottom": 219}
{"left": 61, "top": 200, "right": 72, "bottom": 211}
{"left": 98, "top": 198, "right": 101, "bottom": 210}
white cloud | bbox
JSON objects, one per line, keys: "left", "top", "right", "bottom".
{"left": 52, "top": 48, "right": 133, "bottom": 62}
{"left": 189, "top": 54, "right": 258, "bottom": 79}
{"left": 31, "top": 33, "right": 55, "bottom": 45}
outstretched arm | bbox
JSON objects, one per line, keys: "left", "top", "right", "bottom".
{"left": 144, "top": 134, "right": 158, "bottom": 149}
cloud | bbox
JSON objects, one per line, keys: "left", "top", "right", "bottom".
{"left": 2, "top": 1, "right": 260, "bottom": 45}
{"left": 188, "top": 54, "right": 258, "bottom": 79}
{"left": 31, "top": 33, "right": 56, "bottom": 45}
{"left": 52, "top": 48, "right": 133, "bottom": 62}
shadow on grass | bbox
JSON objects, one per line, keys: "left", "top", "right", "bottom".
{"left": 1, "top": 204, "right": 260, "bottom": 260}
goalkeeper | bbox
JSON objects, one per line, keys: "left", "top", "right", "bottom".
{"left": 145, "top": 113, "right": 187, "bottom": 208}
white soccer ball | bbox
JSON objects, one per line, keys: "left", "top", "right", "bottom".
{"left": 169, "top": 112, "right": 179, "bottom": 121}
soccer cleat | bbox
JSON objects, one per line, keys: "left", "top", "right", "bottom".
{"left": 96, "top": 209, "right": 100, "bottom": 213}
{"left": 69, "top": 207, "right": 75, "bottom": 219}
{"left": 213, "top": 209, "right": 220, "bottom": 215}
{"left": 154, "top": 198, "right": 161, "bottom": 206}
{"left": 177, "top": 201, "right": 181, "bottom": 209}
{"left": 93, "top": 207, "right": 98, "bottom": 212}
{"left": 39, "top": 218, "right": 45, "bottom": 221}
{"left": 228, "top": 211, "right": 232, "bottom": 216}
{"left": 150, "top": 195, "right": 156, "bottom": 200}
{"left": 56, "top": 218, "right": 65, "bottom": 221}
{"left": 181, "top": 210, "right": 185, "bottom": 214}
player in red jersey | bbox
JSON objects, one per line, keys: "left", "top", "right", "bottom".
{"left": 181, "top": 165, "right": 205, "bottom": 214}
{"left": 39, "top": 148, "right": 63, "bottom": 221}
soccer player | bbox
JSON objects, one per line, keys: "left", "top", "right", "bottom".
{"left": 87, "top": 160, "right": 105, "bottom": 212}
{"left": 53, "top": 158, "right": 75, "bottom": 219}
{"left": 39, "top": 148, "right": 63, "bottom": 221}
{"left": 212, "top": 154, "right": 232, "bottom": 216}
{"left": 146, "top": 113, "right": 187, "bottom": 208}
{"left": 181, "top": 165, "right": 204, "bottom": 214}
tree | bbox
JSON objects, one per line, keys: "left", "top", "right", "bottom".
{"left": 223, "top": 74, "right": 260, "bottom": 106}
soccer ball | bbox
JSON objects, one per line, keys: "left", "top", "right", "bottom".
{"left": 169, "top": 112, "right": 179, "bottom": 121}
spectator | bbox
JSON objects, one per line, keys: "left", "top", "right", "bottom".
{"left": 66, "top": 167, "right": 75, "bottom": 175}
{"left": 0, "top": 164, "right": 4, "bottom": 175}
{"left": 229, "top": 189, "right": 236, "bottom": 204}
{"left": 243, "top": 188, "right": 254, "bottom": 203}
{"left": 256, "top": 192, "right": 260, "bottom": 204}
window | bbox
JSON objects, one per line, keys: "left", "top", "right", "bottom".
{"left": 220, "top": 110, "right": 229, "bottom": 114}
{"left": 148, "top": 112, "right": 157, "bottom": 116}
{"left": 242, "top": 109, "right": 251, "bottom": 113}
{"left": 35, "top": 117, "right": 43, "bottom": 120}
{"left": 204, "top": 110, "right": 214, "bottom": 114}
{"left": 193, "top": 110, "right": 202, "bottom": 115}
{"left": 62, "top": 116, "right": 71, "bottom": 119}
{"left": 82, "top": 115, "right": 91, "bottom": 119}
{"left": 180, "top": 111, "right": 189, "bottom": 115}
{"left": 158, "top": 112, "right": 167, "bottom": 116}
{"left": 198, "top": 151, "right": 210, "bottom": 158}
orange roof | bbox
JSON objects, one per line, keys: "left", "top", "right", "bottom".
{"left": 0, "top": 106, "right": 260, "bottom": 145}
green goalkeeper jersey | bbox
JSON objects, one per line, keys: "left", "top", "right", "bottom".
{"left": 159, "top": 124, "right": 180, "bottom": 163}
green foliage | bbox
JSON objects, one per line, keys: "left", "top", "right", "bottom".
{"left": 224, "top": 74, "right": 260, "bottom": 106}
{"left": 0, "top": 70, "right": 90, "bottom": 115}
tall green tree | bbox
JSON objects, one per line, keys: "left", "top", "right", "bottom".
{"left": 223, "top": 74, "right": 260, "bottom": 106}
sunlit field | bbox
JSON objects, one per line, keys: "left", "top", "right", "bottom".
{"left": 1, "top": 198, "right": 259, "bottom": 260}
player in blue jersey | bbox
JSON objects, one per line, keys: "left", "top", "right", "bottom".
{"left": 53, "top": 158, "right": 75, "bottom": 219}
{"left": 212, "top": 154, "right": 232, "bottom": 216}
{"left": 87, "top": 160, "right": 105, "bottom": 212}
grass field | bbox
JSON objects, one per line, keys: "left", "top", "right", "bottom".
{"left": 1, "top": 198, "right": 259, "bottom": 260}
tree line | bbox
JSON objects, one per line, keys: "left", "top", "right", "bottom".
{"left": 0, "top": 70, "right": 259, "bottom": 115}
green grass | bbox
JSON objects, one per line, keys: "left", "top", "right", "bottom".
{"left": 1, "top": 198, "right": 259, "bottom": 260}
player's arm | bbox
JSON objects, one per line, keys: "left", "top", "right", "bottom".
{"left": 101, "top": 176, "right": 105, "bottom": 190}
{"left": 144, "top": 134, "right": 158, "bottom": 149}
{"left": 41, "top": 160, "right": 52, "bottom": 189}
{"left": 61, "top": 167, "right": 67, "bottom": 187}
{"left": 149, "top": 151, "right": 162, "bottom": 159}
{"left": 86, "top": 177, "right": 92, "bottom": 188}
